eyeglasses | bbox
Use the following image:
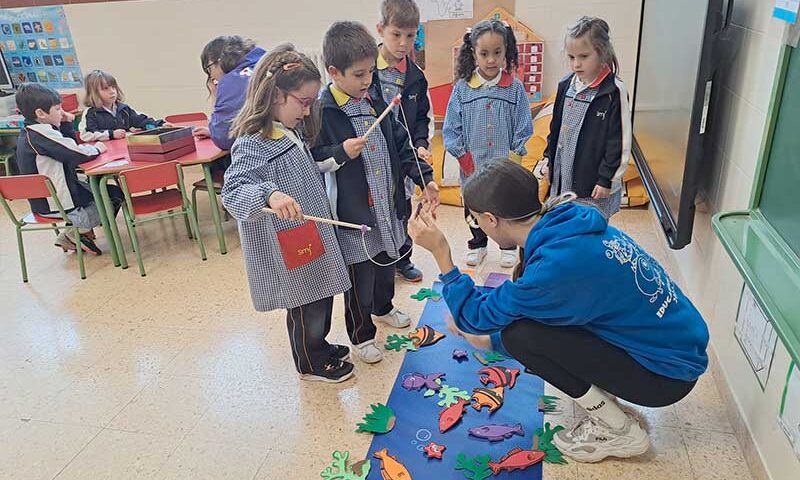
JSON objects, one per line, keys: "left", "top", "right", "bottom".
{"left": 465, "top": 209, "right": 541, "bottom": 230}
{"left": 286, "top": 92, "right": 315, "bottom": 108}
{"left": 203, "top": 60, "right": 218, "bottom": 74}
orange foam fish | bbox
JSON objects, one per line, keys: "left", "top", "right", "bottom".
{"left": 471, "top": 386, "right": 505, "bottom": 413}
{"left": 407, "top": 325, "right": 445, "bottom": 348}
{"left": 488, "top": 448, "right": 545, "bottom": 474}
{"left": 373, "top": 448, "right": 412, "bottom": 479}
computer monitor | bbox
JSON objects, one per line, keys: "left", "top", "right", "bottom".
{"left": 0, "top": 49, "right": 15, "bottom": 92}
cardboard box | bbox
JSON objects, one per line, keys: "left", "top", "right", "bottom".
{"left": 129, "top": 144, "right": 196, "bottom": 163}
{"left": 127, "top": 127, "right": 196, "bottom": 162}
{"left": 127, "top": 134, "right": 195, "bottom": 154}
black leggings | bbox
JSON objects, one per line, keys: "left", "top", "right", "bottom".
{"left": 501, "top": 320, "right": 696, "bottom": 408}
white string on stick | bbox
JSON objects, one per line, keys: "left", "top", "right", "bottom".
{"left": 262, "top": 208, "right": 371, "bottom": 232}
{"left": 362, "top": 94, "right": 402, "bottom": 139}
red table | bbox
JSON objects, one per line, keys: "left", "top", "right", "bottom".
{"left": 83, "top": 127, "right": 228, "bottom": 269}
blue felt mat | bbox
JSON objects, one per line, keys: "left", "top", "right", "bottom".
{"left": 364, "top": 283, "right": 545, "bottom": 479}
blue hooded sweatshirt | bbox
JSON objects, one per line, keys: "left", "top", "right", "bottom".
{"left": 440, "top": 202, "right": 709, "bottom": 382}
{"left": 209, "top": 47, "right": 266, "bottom": 150}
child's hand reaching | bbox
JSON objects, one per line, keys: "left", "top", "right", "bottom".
{"left": 343, "top": 137, "right": 368, "bottom": 159}
{"left": 417, "top": 146, "right": 432, "bottom": 163}
{"left": 424, "top": 181, "right": 440, "bottom": 212}
{"left": 445, "top": 315, "right": 493, "bottom": 351}
{"left": 112, "top": 129, "right": 126, "bottom": 139}
{"left": 192, "top": 127, "right": 211, "bottom": 139}
{"left": 268, "top": 191, "right": 304, "bottom": 221}
{"left": 591, "top": 184, "right": 611, "bottom": 199}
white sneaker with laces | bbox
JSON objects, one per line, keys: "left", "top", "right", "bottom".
{"left": 374, "top": 308, "right": 411, "bottom": 328}
{"left": 553, "top": 412, "right": 650, "bottom": 463}
{"left": 354, "top": 340, "right": 384, "bottom": 364}
{"left": 500, "top": 249, "right": 518, "bottom": 268}
{"left": 465, "top": 247, "right": 487, "bottom": 266}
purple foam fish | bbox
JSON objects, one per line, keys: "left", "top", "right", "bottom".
{"left": 401, "top": 372, "right": 445, "bottom": 391}
{"left": 468, "top": 424, "right": 524, "bottom": 442}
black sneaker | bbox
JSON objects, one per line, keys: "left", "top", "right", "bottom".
{"left": 78, "top": 234, "right": 103, "bottom": 256}
{"left": 299, "top": 358, "right": 355, "bottom": 383}
{"left": 329, "top": 344, "right": 351, "bottom": 361}
{"left": 396, "top": 264, "right": 424, "bottom": 283}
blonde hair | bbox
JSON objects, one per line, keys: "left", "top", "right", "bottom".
{"left": 566, "top": 16, "right": 620, "bottom": 75}
{"left": 83, "top": 70, "right": 124, "bottom": 108}
{"left": 230, "top": 44, "right": 321, "bottom": 141}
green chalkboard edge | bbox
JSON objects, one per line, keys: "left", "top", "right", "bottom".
{"left": 713, "top": 45, "right": 800, "bottom": 367}
{"left": 750, "top": 45, "right": 793, "bottom": 209}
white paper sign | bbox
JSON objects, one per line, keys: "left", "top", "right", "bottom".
{"left": 419, "top": 0, "right": 473, "bottom": 21}
{"left": 778, "top": 363, "right": 800, "bottom": 460}
{"left": 734, "top": 286, "right": 778, "bottom": 387}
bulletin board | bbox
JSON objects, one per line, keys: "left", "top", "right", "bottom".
{"left": 0, "top": 6, "right": 83, "bottom": 89}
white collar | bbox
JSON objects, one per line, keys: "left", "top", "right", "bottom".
{"left": 475, "top": 69, "right": 503, "bottom": 88}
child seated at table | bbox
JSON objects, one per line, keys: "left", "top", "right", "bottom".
{"left": 78, "top": 70, "right": 170, "bottom": 142}
{"left": 15, "top": 83, "right": 123, "bottom": 255}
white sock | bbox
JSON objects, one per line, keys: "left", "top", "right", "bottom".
{"left": 573, "top": 385, "right": 627, "bottom": 429}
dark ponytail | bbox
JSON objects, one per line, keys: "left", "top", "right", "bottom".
{"left": 455, "top": 30, "right": 475, "bottom": 82}
{"left": 455, "top": 20, "right": 519, "bottom": 82}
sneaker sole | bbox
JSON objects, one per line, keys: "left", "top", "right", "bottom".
{"left": 553, "top": 432, "right": 651, "bottom": 463}
{"left": 396, "top": 272, "right": 424, "bottom": 283}
{"left": 299, "top": 369, "right": 355, "bottom": 383}
{"left": 374, "top": 316, "right": 411, "bottom": 329}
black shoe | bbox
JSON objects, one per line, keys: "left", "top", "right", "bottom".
{"left": 78, "top": 234, "right": 102, "bottom": 256}
{"left": 329, "top": 344, "right": 351, "bottom": 361}
{"left": 299, "top": 358, "right": 355, "bottom": 383}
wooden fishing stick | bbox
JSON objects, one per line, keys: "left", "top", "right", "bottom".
{"left": 262, "top": 208, "right": 371, "bottom": 232}
{"left": 362, "top": 94, "right": 402, "bottom": 139}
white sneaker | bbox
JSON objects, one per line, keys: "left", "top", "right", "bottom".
{"left": 465, "top": 247, "right": 487, "bottom": 266}
{"left": 374, "top": 308, "right": 411, "bottom": 328}
{"left": 553, "top": 412, "right": 650, "bottom": 463}
{"left": 354, "top": 340, "right": 384, "bottom": 364}
{"left": 500, "top": 249, "right": 518, "bottom": 268}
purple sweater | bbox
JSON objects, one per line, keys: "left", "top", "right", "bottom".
{"left": 209, "top": 47, "right": 266, "bottom": 150}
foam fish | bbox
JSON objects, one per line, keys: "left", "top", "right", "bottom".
{"left": 407, "top": 325, "right": 445, "bottom": 348}
{"left": 468, "top": 423, "right": 524, "bottom": 442}
{"left": 471, "top": 386, "right": 504, "bottom": 413}
{"left": 401, "top": 372, "right": 444, "bottom": 392}
{"left": 439, "top": 398, "right": 469, "bottom": 433}
{"left": 488, "top": 448, "right": 545, "bottom": 474}
{"left": 478, "top": 366, "right": 520, "bottom": 389}
{"left": 373, "top": 448, "right": 412, "bottom": 479}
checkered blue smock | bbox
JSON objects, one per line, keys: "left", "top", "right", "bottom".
{"left": 221, "top": 127, "right": 351, "bottom": 312}
{"left": 377, "top": 65, "right": 417, "bottom": 200}
{"left": 443, "top": 71, "right": 533, "bottom": 184}
{"left": 335, "top": 97, "right": 406, "bottom": 265}
{"left": 551, "top": 76, "right": 621, "bottom": 219}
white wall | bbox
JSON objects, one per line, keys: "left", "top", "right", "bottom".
{"left": 63, "top": 0, "right": 380, "bottom": 119}
{"left": 515, "top": 0, "right": 642, "bottom": 96}
{"left": 662, "top": 0, "right": 800, "bottom": 478}
{"left": 60, "top": 0, "right": 641, "bottom": 119}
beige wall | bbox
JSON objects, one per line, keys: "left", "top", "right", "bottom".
{"left": 515, "top": 0, "right": 642, "bottom": 97}
{"left": 660, "top": 0, "right": 800, "bottom": 478}
{"left": 60, "top": 0, "right": 641, "bottom": 119}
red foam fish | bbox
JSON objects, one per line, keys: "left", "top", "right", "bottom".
{"left": 438, "top": 398, "right": 469, "bottom": 433}
{"left": 478, "top": 366, "right": 520, "bottom": 389}
{"left": 488, "top": 448, "right": 545, "bottom": 474}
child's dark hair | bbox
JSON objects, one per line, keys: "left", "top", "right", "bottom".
{"left": 455, "top": 19, "right": 518, "bottom": 82}
{"left": 84, "top": 70, "right": 125, "bottom": 108}
{"left": 380, "top": 0, "right": 420, "bottom": 29}
{"left": 230, "top": 43, "right": 322, "bottom": 142}
{"left": 323, "top": 21, "right": 378, "bottom": 72}
{"left": 567, "top": 16, "right": 619, "bottom": 75}
{"left": 16, "top": 83, "right": 61, "bottom": 121}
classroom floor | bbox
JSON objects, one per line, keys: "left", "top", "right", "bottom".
{"left": 0, "top": 173, "right": 753, "bottom": 480}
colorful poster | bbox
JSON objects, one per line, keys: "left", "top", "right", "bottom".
{"left": 0, "top": 6, "right": 82, "bottom": 89}
{"left": 778, "top": 362, "right": 800, "bottom": 460}
{"left": 774, "top": 0, "right": 800, "bottom": 23}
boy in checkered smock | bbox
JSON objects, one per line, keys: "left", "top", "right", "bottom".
{"left": 312, "top": 21, "right": 439, "bottom": 365}
{"left": 544, "top": 17, "right": 631, "bottom": 221}
{"left": 372, "top": 0, "right": 434, "bottom": 283}
{"left": 443, "top": 19, "right": 533, "bottom": 270}
{"left": 221, "top": 45, "right": 355, "bottom": 384}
